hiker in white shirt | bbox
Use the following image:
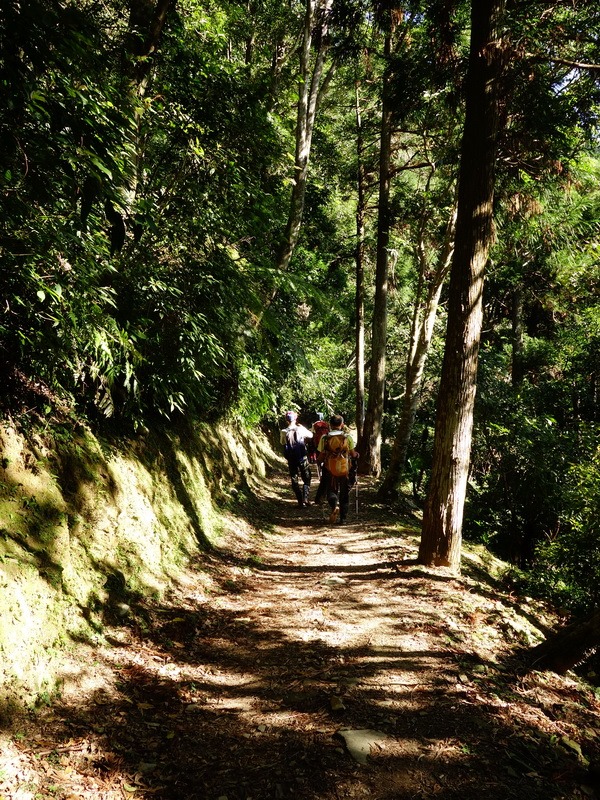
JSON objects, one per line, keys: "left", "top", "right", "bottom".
{"left": 280, "top": 411, "right": 313, "bottom": 507}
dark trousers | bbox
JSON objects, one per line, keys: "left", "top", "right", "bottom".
{"left": 315, "top": 465, "right": 328, "bottom": 503}
{"left": 288, "top": 457, "right": 311, "bottom": 505}
{"left": 318, "top": 467, "right": 349, "bottom": 520}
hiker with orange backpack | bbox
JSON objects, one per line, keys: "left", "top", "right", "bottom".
{"left": 316, "top": 414, "right": 359, "bottom": 524}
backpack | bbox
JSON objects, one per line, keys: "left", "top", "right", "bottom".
{"left": 284, "top": 427, "right": 307, "bottom": 466}
{"left": 312, "top": 420, "right": 330, "bottom": 449}
{"left": 324, "top": 433, "right": 349, "bottom": 477}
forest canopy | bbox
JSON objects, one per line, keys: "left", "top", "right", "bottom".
{"left": 1, "top": 1, "right": 600, "bottom": 620}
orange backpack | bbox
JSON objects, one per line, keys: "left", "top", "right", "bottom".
{"left": 324, "top": 433, "right": 349, "bottom": 477}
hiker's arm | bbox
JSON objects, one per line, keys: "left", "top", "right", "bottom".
{"left": 346, "top": 435, "right": 358, "bottom": 458}
{"left": 316, "top": 437, "right": 326, "bottom": 461}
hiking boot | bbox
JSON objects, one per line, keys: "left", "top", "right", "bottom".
{"left": 329, "top": 506, "right": 339, "bottom": 524}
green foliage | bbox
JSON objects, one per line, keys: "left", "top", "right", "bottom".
{"left": 464, "top": 151, "right": 600, "bottom": 611}
{"left": 529, "top": 433, "right": 600, "bottom": 613}
{"left": 466, "top": 377, "right": 571, "bottom": 561}
{"left": 0, "top": 0, "right": 299, "bottom": 424}
{"left": 233, "top": 354, "right": 277, "bottom": 427}
{"left": 3, "top": 0, "right": 600, "bottom": 625}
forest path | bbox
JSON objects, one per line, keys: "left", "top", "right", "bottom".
{"left": 1, "top": 470, "right": 598, "bottom": 800}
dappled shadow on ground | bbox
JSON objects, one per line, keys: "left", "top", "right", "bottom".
{"left": 2, "top": 477, "right": 600, "bottom": 800}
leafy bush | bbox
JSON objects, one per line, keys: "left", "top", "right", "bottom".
{"left": 528, "top": 430, "right": 600, "bottom": 613}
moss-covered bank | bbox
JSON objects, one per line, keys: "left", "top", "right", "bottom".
{"left": 0, "top": 418, "right": 278, "bottom": 713}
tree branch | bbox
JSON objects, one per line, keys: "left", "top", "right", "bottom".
{"left": 529, "top": 54, "right": 600, "bottom": 72}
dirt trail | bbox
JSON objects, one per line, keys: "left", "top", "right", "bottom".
{"left": 1, "top": 474, "right": 599, "bottom": 799}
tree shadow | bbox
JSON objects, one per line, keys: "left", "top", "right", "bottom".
{"left": 4, "top": 588, "right": 595, "bottom": 800}
{"left": 2, "top": 463, "right": 598, "bottom": 799}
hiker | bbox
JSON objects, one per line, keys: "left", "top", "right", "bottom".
{"left": 317, "top": 414, "right": 359, "bottom": 524}
{"left": 312, "top": 412, "right": 330, "bottom": 448}
{"left": 280, "top": 411, "right": 313, "bottom": 507}
{"left": 308, "top": 412, "right": 330, "bottom": 465}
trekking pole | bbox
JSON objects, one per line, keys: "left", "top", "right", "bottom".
{"left": 355, "top": 477, "right": 359, "bottom": 515}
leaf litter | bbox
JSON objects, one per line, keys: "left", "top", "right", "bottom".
{"left": 1, "top": 476, "right": 600, "bottom": 799}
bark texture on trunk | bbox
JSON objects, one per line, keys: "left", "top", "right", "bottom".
{"left": 418, "top": 0, "right": 505, "bottom": 570}
{"left": 378, "top": 203, "right": 457, "bottom": 498}
{"left": 354, "top": 80, "right": 367, "bottom": 442}
{"left": 276, "top": 0, "right": 334, "bottom": 276}
{"left": 104, "top": 0, "right": 175, "bottom": 256}
{"left": 512, "top": 287, "right": 525, "bottom": 385}
{"left": 358, "top": 32, "right": 393, "bottom": 478}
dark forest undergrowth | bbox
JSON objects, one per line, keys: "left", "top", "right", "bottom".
{"left": 2, "top": 472, "right": 600, "bottom": 800}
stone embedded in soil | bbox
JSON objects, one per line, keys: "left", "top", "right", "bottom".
{"left": 330, "top": 695, "right": 346, "bottom": 711}
{"left": 337, "top": 729, "right": 389, "bottom": 765}
{"left": 321, "top": 575, "right": 347, "bottom": 585}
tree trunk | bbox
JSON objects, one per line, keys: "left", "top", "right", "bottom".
{"left": 275, "top": 0, "right": 334, "bottom": 275}
{"left": 126, "top": 0, "right": 175, "bottom": 93}
{"left": 106, "top": 0, "right": 174, "bottom": 252}
{"left": 418, "top": 0, "right": 505, "bottom": 570}
{"left": 378, "top": 203, "right": 457, "bottom": 498}
{"left": 511, "top": 286, "right": 525, "bottom": 385}
{"left": 354, "top": 79, "right": 367, "bottom": 442}
{"left": 244, "top": 1, "right": 256, "bottom": 64}
{"left": 358, "top": 31, "right": 393, "bottom": 477}
{"left": 527, "top": 610, "right": 600, "bottom": 674}
{"left": 268, "top": 36, "right": 287, "bottom": 110}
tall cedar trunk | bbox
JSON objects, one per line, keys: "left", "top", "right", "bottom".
{"left": 378, "top": 204, "right": 457, "bottom": 498}
{"left": 357, "top": 32, "right": 393, "bottom": 477}
{"left": 354, "top": 80, "right": 367, "bottom": 442}
{"left": 275, "top": 0, "right": 334, "bottom": 275}
{"left": 418, "top": 0, "right": 504, "bottom": 569}
{"left": 527, "top": 610, "right": 600, "bottom": 674}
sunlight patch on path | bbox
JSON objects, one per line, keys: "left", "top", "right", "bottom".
{"left": 217, "top": 492, "right": 457, "bottom": 710}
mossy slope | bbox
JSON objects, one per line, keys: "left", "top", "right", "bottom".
{"left": 0, "top": 418, "right": 277, "bottom": 711}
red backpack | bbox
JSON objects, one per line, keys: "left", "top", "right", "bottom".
{"left": 312, "top": 420, "right": 330, "bottom": 448}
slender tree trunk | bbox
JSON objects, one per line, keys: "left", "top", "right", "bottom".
{"left": 512, "top": 286, "right": 524, "bottom": 385}
{"left": 126, "top": 0, "right": 175, "bottom": 93}
{"left": 378, "top": 203, "right": 457, "bottom": 498}
{"left": 106, "top": 0, "right": 174, "bottom": 251}
{"left": 418, "top": 0, "right": 505, "bottom": 570}
{"left": 245, "top": 1, "right": 256, "bottom": 64}
{"left": 268, "top": 37, "right": 287, "bottom": 109}
{"left": 358, "top": 31, "right": 393, "bottom": 477}
{"left": 275, "top": 0, "right": 334, "bottom": 275}
{"left": 354, "top": 80, "right": 367, "bottom": 441}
